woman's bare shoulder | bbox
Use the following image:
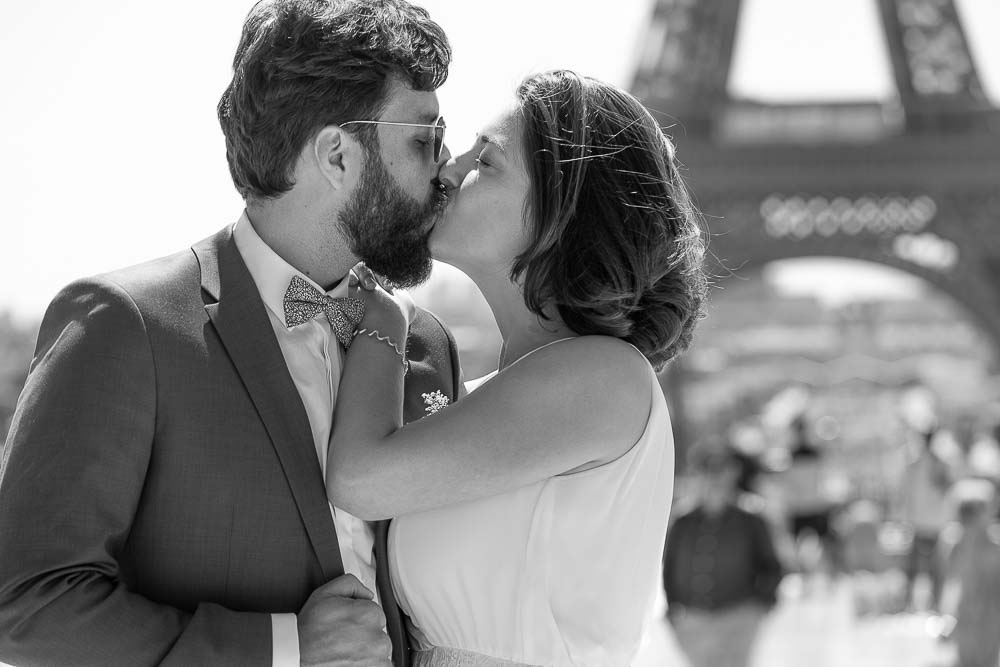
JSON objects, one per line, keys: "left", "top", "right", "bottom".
{"left": 507, "top": 335, "right": 653, "bottom": 431}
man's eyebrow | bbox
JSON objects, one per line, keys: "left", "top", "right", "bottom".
{"left": 415, "top": 110, "right": 440, "bottom": 124}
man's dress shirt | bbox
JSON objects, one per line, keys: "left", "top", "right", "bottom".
{"left": 234, "top": 213, "right": 377, "bottom": 666}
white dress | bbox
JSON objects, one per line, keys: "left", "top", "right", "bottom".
{"left": 388, "top": 340, "right": 675, "bottom": 666}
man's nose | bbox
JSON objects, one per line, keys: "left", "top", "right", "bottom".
{"left": 437, "top": 143, "right": 452, "bottom": 165}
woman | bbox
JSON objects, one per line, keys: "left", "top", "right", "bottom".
{"left": 327, "top": 70, "right": 707, "bottom": 666}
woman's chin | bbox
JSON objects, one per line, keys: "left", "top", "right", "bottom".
{"left": 429, "top": 245, "right": 458, "bottom": 269}
{"left": 428, "top": 236, "right": 466, "bottom": 273}
{"left": 428, "top": 224, "right": 453, "bottom": 259}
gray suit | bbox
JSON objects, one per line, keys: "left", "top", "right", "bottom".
{"left": 0, "top": 226, "right": 459, "bottom": 666}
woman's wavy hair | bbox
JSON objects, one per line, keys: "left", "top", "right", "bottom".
{"left": 218, "top": 0, "right": 450, "bottom": 202}
{"left": 513, "top": 70, "right": 708, "bottom": 370}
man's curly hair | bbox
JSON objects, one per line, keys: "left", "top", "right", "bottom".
{"left": 218, "top": 0, "right": 450, "bottom": 202}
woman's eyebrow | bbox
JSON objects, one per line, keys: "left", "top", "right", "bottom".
{"left": 478, "top": 134, "right": 507, "bottom": 156}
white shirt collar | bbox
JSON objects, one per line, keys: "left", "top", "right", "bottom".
{"left": 232, "top": 212, "right": 350, "bottom": 328}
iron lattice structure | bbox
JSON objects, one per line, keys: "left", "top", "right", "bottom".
{"left": 631, "top": 0, "right": 1000, "bottom": 353}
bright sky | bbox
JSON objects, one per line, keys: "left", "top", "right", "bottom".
{"left": 2, "top": 0, "right": 998, "bottom": 321}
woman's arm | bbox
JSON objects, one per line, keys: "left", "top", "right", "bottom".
{"left": 325, "top": 282, "right": 653, "bottom": 520}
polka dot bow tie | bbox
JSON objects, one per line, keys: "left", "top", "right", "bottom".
{"left": 282, "top": 275, "right": 365, "bottom": 347}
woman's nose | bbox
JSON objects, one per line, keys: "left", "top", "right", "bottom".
{"left": 437, "top": 147, "right": 473, "bottom": 190}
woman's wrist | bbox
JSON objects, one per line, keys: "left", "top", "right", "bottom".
{"left": 352, "top": 326, "right": 409, "bottom": 373}
{"left": 359, "top": 307, "right": 408, "bottom": 339}
{"left": 347, "top": 267, "right": 411, "bottom": 369}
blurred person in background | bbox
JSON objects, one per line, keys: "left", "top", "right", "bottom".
{"left": 896, "top": 425, "right": 960, "bottom": 613}
{"left": 838, "top": 499, "right": 896, "bottom": 616}
{"left": 780, "top": 414, "right": 841, "bottom": 590}
{"left": 965, "top": 418, "right": 1000, "bottom": 491}
{"left": 663, "top": 445, "right": 785, "bottom": 667}
{"left": 939, "top": 479, "right": 1000, "bottom": 667}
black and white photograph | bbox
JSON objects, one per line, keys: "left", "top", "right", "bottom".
{"left": 1, "top": 1, "right": 999, "bottom": 665}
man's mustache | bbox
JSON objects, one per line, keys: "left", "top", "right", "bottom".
{"left": 431, "top": 182, "right": 448, "bottom": 210}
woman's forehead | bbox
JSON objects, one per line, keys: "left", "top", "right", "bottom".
{"left": 478, "top": 106, "right": 524, "bottom": 159}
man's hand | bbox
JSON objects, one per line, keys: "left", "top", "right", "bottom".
{"left": 297, "top": 574, "right": 391, "bottom": 667}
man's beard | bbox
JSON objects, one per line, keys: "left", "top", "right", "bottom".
{"left": 338, "top": 151, "right": 447, "bottom": 288}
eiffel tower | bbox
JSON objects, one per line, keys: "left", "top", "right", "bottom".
{"left": 632, "top": 0, "right": 1000, "bottom": 347}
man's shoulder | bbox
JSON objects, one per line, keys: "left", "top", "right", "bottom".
{"left": 409, "top": 306, "right": 458, "bottom": 365}
{"left": 410, "top": 305, "right": 454, "bottom": 347}
{"left": 95, "top": 247, "right": 201, "bottom": 301}
{"left": 670, "top": 502, "right": 703, "bottom": 525}
{"left": 403, "top": 305, "right": 461, "bottom": 411}
{"left": 65, "top": 227, "right": 230, "bottom": 309}
{"left": 43, "top": 228, "right": 230, "bottom": 338}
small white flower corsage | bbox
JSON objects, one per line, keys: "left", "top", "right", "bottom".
{"left": 421, "top": 390, "right": 450, "bottom": 415}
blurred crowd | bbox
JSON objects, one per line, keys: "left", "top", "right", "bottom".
{"left": 663, "top": 382, "right": 1000, "bottom": 667}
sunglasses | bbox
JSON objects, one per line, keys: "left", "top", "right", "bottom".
{"left": 341, "top": 116, "right": 446, "bottom": 162}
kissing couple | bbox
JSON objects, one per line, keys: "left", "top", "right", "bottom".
{"left": 0, "top": 1, "right": 707, "bottom": 665}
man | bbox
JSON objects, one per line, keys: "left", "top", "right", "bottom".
{"left": 0, "top": 1, "right": 457, "bottom": 665}
{"left": 941, "top": 479, "right": 1000, "bottom": 667}
{"left": 663, "top": 445, "right": 785, "bottom": 667}
{"left": 897, "top": 425, "right": 957, "bottom": 613}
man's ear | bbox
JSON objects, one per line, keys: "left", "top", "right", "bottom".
{"left": 313, "top": 126, "right": 357, "bottom": 190}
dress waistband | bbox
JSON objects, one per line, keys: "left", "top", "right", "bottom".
{"left": 411, "top": 646, "right": 541, "bottom": 667}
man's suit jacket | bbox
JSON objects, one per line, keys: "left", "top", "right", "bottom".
{"left": 0, "top": 226, "right": 460, "bottom": 667}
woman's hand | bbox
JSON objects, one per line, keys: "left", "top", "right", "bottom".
{"left": 349, "top": 264, "right": 414, "bottom": 333}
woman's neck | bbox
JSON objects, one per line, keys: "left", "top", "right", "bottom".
{"left": 467, "top": 268, "right": 576, "bottom": 371}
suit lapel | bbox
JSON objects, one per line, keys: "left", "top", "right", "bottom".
{"left": 192, "top": 227, "right": 344, "bottom": 581}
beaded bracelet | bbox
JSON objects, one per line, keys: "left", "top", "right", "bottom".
{"left": 352, "top": 327, "right": 409, "bottom": 373}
